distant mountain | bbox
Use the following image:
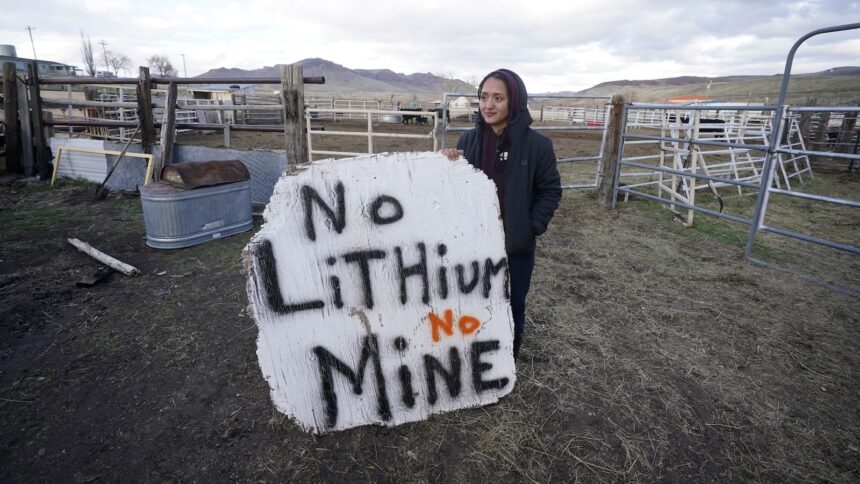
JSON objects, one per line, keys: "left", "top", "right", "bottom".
{"left": 579, "top": 67, "right": 860, "bottom": 92}
{"left": 570, "top": 66, "right": 860, "bottom": 104}
{"left": 196, "top": 58, "right": 475, "bottom": 95}
{"left": 588, "top": 75, "right": 761, "bottom": 90}
{"left": 817, "top": 66, "right": 860, "bottom": 76}
{"left": 197, "top": 61, "right": 858, "bottom": 104}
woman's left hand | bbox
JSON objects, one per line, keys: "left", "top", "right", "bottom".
{"left": 440, "top": 148, "right": 464, "bottom": 161}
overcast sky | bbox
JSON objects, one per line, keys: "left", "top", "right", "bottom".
{"left": 2, "top": 0, "right": 859, "bottom": 92}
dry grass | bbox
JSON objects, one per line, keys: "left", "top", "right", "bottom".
{"left": 2, "top": 126, "right": 859, "bottom": 481}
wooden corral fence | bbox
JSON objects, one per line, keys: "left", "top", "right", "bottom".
{"left": 305, "top": 107, "right": 441, "bottom": 160}
{"left": 442, "top": 92, "right": 614, "bottom": 190}
{"left": 1, "top": 61, "right": 324, "bottom": 179}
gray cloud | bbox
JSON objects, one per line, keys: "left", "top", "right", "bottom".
{"left": 1, "top": 0, "right": 857, "bottom": 92}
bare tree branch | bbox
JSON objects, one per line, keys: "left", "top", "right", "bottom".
{"left": 79, "top": 32, "right": 96, "bottom": 77}
{"left": 106, "top": 51, "right": 132, "bottom": 76}
{"left": 146, "top": 55, "right": 177, "bottom": 77}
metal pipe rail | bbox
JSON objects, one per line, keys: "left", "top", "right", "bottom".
{"left": 787, "top": 106, "right": 860, "bottom": 112}
{"left": 777, "top": 147, "right": 860, "bottom": 161}
{"left": 760, "top": 224, "right": 860, "bottom": 254}
{"left": 619, "top": 160, "right": 761, "bottom": 188}
{"left": 42, "top": 117, "right": 286, "bottom": 133}
{"left": 616, "top": 187, "right": 753, "bottom": 226}
{"left": 534, "top": 126, "right": 605, "bottom": 131}
{"left": 305, "top": 107, "right": 439, "bottom": 161}
{"left": 768, "top": 188, "right": 860, "bottom": 207}
{"left": 41, "top": 98, "right": 139, "bottom": 109}
{"left": 744, "top": 22, "right": 860, "bottom": 262}
{"left": 440, "top": 91, "right": 613, "bottom": 189}
{"left": 628, "top": 103, "right": 779, "bottom": 111}
{"left": 622, "top": 133, "right": 771, "bottom": 151}
{"left": 37, "top": 76, "right": 326, "bottom": 85}
{"left": 559, "top": 155, "right": 600, "bottom": 163}
{"left": 611, "top": 24, "right": 860, "bottom": 270}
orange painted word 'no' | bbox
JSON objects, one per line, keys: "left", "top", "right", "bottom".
{"left": 427, "top": 309, "right": 480, "bottom": 342}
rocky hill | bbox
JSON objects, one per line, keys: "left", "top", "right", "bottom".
{"left": 197, "top": 58, "right": 475, "bottom": 97}
{"left": 198, "top": 60, "right": 859, "bottom": 104}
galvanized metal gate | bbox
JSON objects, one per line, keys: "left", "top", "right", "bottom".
{"left": 611, "top": 23, "right": 860, "bottom": 266}
{"left": 441, "top": 92, "right": 613, "bottom": 189}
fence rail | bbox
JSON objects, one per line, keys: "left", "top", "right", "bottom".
{"left": 305, "top": 107, "right": 439, "bottom": 161}
{"left": 610, "top": 22, "right": 860, "bottom": 267}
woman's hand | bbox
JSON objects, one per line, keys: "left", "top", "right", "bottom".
{"left": 440, "top": 148, "right": 464, "bottom": 161}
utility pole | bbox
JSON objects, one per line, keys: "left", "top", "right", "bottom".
{"left": 98, "top": 39, "right": 109, "bottom": 74}
{"left": 181, "top": 53, "right": 187, "bottom": 77}
{"left": 25, "top": 25, "right": 37, "bottom": 60}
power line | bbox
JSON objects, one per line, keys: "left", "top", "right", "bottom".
{"left": 25, "top": 25, "right": 37, "bottom": 60}
{"left": 98, "top": 39, "right": 109, "bottom": 73}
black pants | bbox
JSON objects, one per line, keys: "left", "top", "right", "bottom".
{"left": 508, "top": 252, "right": 535, "bottom": 358}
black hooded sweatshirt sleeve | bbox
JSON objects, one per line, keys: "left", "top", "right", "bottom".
{"left": 457, "top": 69, "right": 562, "bottom": 255}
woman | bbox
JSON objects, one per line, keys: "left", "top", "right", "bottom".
{"left": 442, "top": 68, "right": 562, "bottom": 359}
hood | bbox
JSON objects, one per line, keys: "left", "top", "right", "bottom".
{"left": 476, "top": 68, "right": 532, "bottom": 134}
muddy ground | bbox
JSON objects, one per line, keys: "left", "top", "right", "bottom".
{"left": 1, "top": 123, "right": 859, "bottom": 482}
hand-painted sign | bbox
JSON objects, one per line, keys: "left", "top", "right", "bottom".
{"left": 244, "top": 151, "right": 515, "bottom": 433}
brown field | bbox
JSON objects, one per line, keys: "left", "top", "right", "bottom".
{"left": 1, "top": 122, "right": 858, "bottom": 482}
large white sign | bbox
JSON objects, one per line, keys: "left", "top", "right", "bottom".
{"left": 244, "top": 152, "right": 515, "bottom": 433}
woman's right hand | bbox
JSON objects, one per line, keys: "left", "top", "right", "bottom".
{"left": 440, "top": 148, "right": 464, "bottom": 161}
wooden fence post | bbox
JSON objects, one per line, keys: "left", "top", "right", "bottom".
{"left": 597, "top": 94, "right": 626, "bottom": 209}
{"left": 28, "top": 61, "right": 50, "bottom": 179}
{"left": 282, "top": 64, "right": 308, "bottom": 167}
{"left": 16, "top": 74, "right": 34, "bottom": 176}
{"left": 44, "top": 112, "right": 54, "bottom": 140}
{"left": 2, "top": 62, "right": 22, "bottom": 174}
{"left": 137, "top": 67, "right": 155, "bottom": 156}
{"left": 158, "top": 82, "right": 178, "bottom": 173}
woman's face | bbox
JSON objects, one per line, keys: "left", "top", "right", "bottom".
{"left": 479, "top": 77, "right": 509, "bottom": 133}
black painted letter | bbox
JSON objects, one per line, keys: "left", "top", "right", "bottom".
{"left": 370, "top": 194, "right": 404, "bottom": 225}
{"left": 482, "top": 257, "right": 509, "bottom": 299}
{"left": 423, "top": 347, "right": 462, "bottom": 405}
{"left": 313, "top": 334, "right": 391, "bottom": 428}
{"left": 302, "top": 182, "right": 346, "bottom": 242}
{"left": 254, "top": 239, "right": 325, "bottom": 315}
{"left": 342, "top": 249, "right": 386, "bottom": 309}
{"left": 456, "top": 261, "right": 480, "bottom": 295}
{"left": 395, "top": 243, "right": 430, "bottom": 305}
{"left": 470, "top": 340, "right": 510, "bottom": 393}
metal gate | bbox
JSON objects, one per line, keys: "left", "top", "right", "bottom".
{"left": 441, "top": 92, "right": 613, "bottom": 189}
{"left": 611, "top": 23, "right": 860, "bottom": 266}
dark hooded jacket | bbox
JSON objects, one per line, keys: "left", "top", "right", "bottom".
{"left": 457, "top": 69, "right": 562, "bottom": 255}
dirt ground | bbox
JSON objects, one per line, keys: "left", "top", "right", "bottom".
{"left": 1, "top": 124, "right": 859, "bottom": 482}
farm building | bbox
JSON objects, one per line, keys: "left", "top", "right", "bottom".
{"left": 0, "top": 44, "right": 77, "bottom": 76}
{"left": 666, "top": 94, "right": 717, "bottom": 104}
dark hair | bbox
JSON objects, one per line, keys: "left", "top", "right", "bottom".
{"left": 479, "top": 72, "right": 509, "bottom": 97}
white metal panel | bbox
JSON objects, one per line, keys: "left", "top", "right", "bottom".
{"left": 50, "top": 137, "right": 107, "bottom": 182}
